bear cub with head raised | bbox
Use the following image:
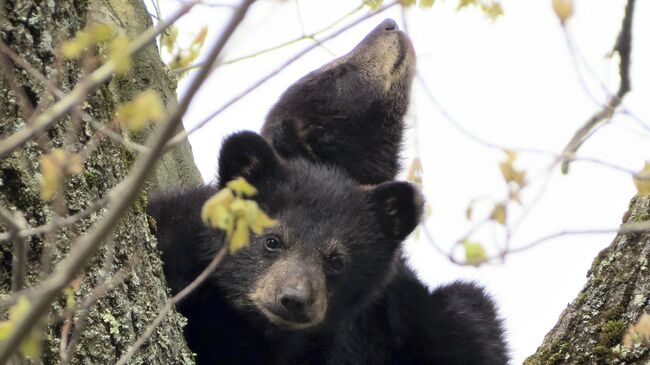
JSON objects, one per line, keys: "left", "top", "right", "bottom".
{"left": 148, "top": 19, "right": 508, "bottom": 365}
{"left": 262, "top": 18, "right": 415, "bottom": 185}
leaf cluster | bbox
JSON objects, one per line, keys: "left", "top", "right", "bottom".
{"left": 162, "top": 26, "right": 208, "bottom": 76}
{"left": 201, "top": 178, "right": 277, "bottom": 253}
{"left": 40, "top": 149, "right": 83, "bottom": 201}
{"left": 0, "top": 297, "right": 41, "bottom": 359}
{"left": 61, "top": 23, "right": 133, "bottom": 74}
{"left": 115, "top": 90, "right": 165, "bottom": 132}
{"left": 633, "top": 162, "right": 650, "bottom": 196}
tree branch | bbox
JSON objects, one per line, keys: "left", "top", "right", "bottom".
{"left": 0, "top": 0, "right": 254, "bottom": 361}
{"left": 560, "top": 0, "right": 636, "bottom": 173}
{"left": 61, "top": 263, "right": 134, "bottom": 365}
{"left": 164, "top": 0, "right": 400, "bottom": 149}
{"left": 0, "top": 207, "right": 27, "bottom": 291}
{"left": 0, "top": 54, "right": 35, "bottom": 120}
{"left": 115, "top": 244, "right": 228, "bottom": 365}
{"left": 172, "top": 3, "right": 365, "bottom": 74}
{"left": 0, "top": 196, "right": 109, "bottom": 243}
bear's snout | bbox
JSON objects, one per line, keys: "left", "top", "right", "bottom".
{"left": 279, "top": 286, "right": 310, "bottom": 320}
{"left": 260, "top": 285, "right": 313, "bottom": 325}
{"left": 249, "top": 258, "right": 328, "bottom": 330}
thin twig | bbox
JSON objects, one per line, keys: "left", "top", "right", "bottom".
{"left": 172, "top": 3, "right": 364, "bottom": 74}
{"left": 416, "top": 72, "right": 559, "bottom": 157}
{"left": 0, "top": 0, "right": 253, "bottom": 361}
{"left": 429, "top": 219, "right": 650, "bottom": 267}
{"left": 560, "top": 0, "right": 635, "bottom": 173}
{"left": 0, "top": 207, "right": 28, "bottom": 291}
{"left": 562, "top": 28, "right": 649, "bottom": 133}
{"left": 165, "top": 0, "right": 399, "bottom": 149}
{"left": 61, "top": 263, "right": 133, "bottom": 365}
{"left": 421, "top": 224, "right": 462, "bottom": 265}
{"left": 115, "top": 244, "right": 228, "bottom": 365}
{"left": 504, "top": 228, "right": 620, "bottom": 255}
{"left": 87, "top": 120, "right": 149, "bottom": 153}
{"left": 620, "top": 219, "right": 650, "bottom": 234}
{"left": 0, "top": 53, "right": 35, "bottom": 119}
{"left": 0, "top": 41, "right": 67, "bottom": 101}
{"left": 0, "top": 196, "right": 109, "bottom": 243}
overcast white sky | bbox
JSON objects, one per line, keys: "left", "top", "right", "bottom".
{"left": 151, "top": 1, "right": 650, "bottom": 363}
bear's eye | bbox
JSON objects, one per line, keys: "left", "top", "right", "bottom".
{"left": 327, "top": 254, "right": 344, "bottom": 271}
{"left": 263, "top": 236, "right": 282, "bottom": 252}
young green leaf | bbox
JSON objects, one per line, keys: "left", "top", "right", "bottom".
{"left": 499, "top": 150, "right": 526, "bottom": 186}
{"left": 201, "top": 188, "right": 236, "bottom": 228}
{"left": 227, "top": 177, "right": 258, "bottom": 197}
{"left": 364, "top": 0, "right": 383, "bottom": 10}
{"left": 230, "top": 217, "right": 250, "bottom": 254}
{"left": 457, "top": 0, "right": 503, "bottom": 20}
{"left": 552, "top": 0, "right": 573, "bottom": 24}
{"left": 116, "top": 90, "right": 165, "bottom": 131}
{"left": 457, "top": 0, "right": 478, "bottom": 10}
{"left": 623, "top": 313, "right": 650, "bottom": 348}
{"left": 406, "top": 158, "right": 423, "bottom": 185}
{"left": 109, "top": 36, "right": 132, "bottom": 74}
{"left": 0, "top": 296, "right": 42, "bottom": 359}
{"left": 61, "top": 23, "right": 114, "bottom": 59}
{"left": 250, "top": 211, "right": 277, "bottom": 236}
{"left": 490, "top": 203, "right": 507, "bottom": 225}
{"left": 480, "top": 1, "right": 503, "bottom": 21}
{"left": 162, "top": 26, "right": 179, "bottom": 54}
{"left": 201, "top": 179, "right": 277, "bottom": 254}
{"left": 168, "top": 26, "right": 208, "bottom": 75}
{"left": 62, "top": 30, "right": 92, "bottom": 59}
{"left": 633, "top": 162, "right": 650, "bottom": 196}
{"left": 462, "top": 240, "right": 487, "bottom": 267}
{"left": 40, "top": 149, "right": 84, "bottom": 201}
{"left": 88, "top": 23, "right": 113, "bottom": 43}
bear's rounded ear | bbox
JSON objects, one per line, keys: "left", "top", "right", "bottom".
{"left": 217, "top": 131, "right": 283, "bottom": 189}
{"left": 368, "top": 181, "right": 424, "bottom": 241}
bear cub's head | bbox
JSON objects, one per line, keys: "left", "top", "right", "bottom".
{"left": 261, "top": 19, "right": 416, "bottom": 185}
{"left": 212, "top": 131, "right": 423, "bottom": 330}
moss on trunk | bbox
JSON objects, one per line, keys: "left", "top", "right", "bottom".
{"left": 525, "top": 196, "right": 650, "bottom": 365}
{"left": 0, "top": 0, "right": 200, "bottom": 363}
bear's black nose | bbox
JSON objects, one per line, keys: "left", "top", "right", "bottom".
{"left": 381, "top": 18, "right": 398, "bottom": 31}
{"left": 280, "top": 287, "right": 308, "bottom": 318}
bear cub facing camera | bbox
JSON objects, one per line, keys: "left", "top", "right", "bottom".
{"left": 149, "top": 132, "right": 507, "bottom": 364}
{"left": 148, "top": 19, "right": 508, "bottom": 365}
{"left": 150, "top": 131, "right": 427, "bottom": 364}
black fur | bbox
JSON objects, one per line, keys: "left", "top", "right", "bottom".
{"left": 148, "top": 132, "right": 508, "bottom": 365}
{"left": 261, "top": 19, "right": 416, "bottom": 185}
{"left": 150, "top": 18, "right": 507, "bottom": 365}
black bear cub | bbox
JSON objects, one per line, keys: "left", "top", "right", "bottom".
{"left": 149, "top": 18, "right": 507, "bottom": 365}
{"left": 261, "top": 19, "right": 415, "bottom": 185}
{"left": 148, "top": 132, "right": 507, "bottom": 364}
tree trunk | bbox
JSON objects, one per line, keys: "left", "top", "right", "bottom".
{"left": 0, "top": 0, "right": 200, "bottom": 363}
{"left": 525, "top": 195, "right": 650, "bottom": 365}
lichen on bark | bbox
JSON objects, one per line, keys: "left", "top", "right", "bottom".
{"left": 525, "top": 196, "right": 650, "bottom": 365}
{"left": 0, "top": 0, "right": 200, "bottom": 363}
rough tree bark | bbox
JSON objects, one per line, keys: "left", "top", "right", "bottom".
{"left": 525, "top": 195, "right": 650, "bottom": 364}
{"left": 525, "top": 0, "right": 649, "bottom": 363}
{"left": 0, "top": 0, "right": 200, "bottom": 363}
